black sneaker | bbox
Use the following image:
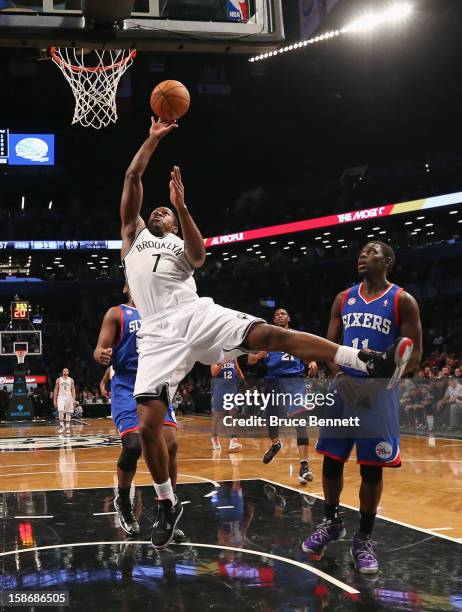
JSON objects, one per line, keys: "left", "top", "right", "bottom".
{"left": 151, "top": 496, "right": 183, "bottom": 549}
{"left": 358, "top": 337, "right": 414, "bottom": 389}
{"left": 263, "top": 441, "right": 282, "bottom": 464}
{"left": 298, "top": 462, "right": 315, "bottom": 485}
{"left": 114, "top": 496, "right": 140, "bottom": 535}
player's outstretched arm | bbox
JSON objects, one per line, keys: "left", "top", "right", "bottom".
{"left": 93, "top": 307, "right": 121, "bottom": 366}
{"left": 121, "top": 118, "right": 178, "bottom": 252}
{"left": 169, "top": 165, "right": 206, "bottom": 268}
{"left": 398, "top": 291, "right": 423, "bottom": 373}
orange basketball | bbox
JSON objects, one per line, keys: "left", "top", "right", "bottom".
{"left": 150, "top": 80, "right": 190, "bottom": 122}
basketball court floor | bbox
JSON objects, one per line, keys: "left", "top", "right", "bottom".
{"left": 1, "top": 416, "right": 461, "bottom": 610}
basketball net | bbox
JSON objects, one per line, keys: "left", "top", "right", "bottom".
{"left": 15, "top": 350, "right": 26, "bottom": 365}
{"left": 50, "top": 47, "right": 136, "bottom": 129}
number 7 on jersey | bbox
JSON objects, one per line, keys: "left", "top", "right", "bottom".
{"left": 152, "top": 254, "right": 161, "bottom": 272}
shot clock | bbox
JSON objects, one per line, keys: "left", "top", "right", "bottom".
{"left": 11, "top": 301, "right": 30, "bottom": 320}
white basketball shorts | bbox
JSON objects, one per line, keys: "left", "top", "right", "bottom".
{"left": 57, "top": 396, "right": 74, "bottom": 413}
{"left": 134, "top": 297, "right": 264, "bottom": 403}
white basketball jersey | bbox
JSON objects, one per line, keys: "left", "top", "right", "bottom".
{"left": 123, "top": 227, "right": 198, "bottom": 318}
{"left": 58, "top": 376, "right": 73, "bottom": 396}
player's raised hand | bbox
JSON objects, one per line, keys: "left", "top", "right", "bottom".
{"left": 169, "top": 165, "right": 185, "bottom": 210}
{"left": 94, "top": 347, "right": 113, "bottom": 366}
{"left": 149, "top": 116, "right": 178, "bottom": 140}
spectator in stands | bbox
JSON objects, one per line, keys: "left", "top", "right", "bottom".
{"left": 436, "top": 377, "right": 462, "bottom": 430}
{"left": 446, "top": 377, "right": 462, "bottom": 431}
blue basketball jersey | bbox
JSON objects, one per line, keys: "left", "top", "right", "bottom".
{"left": 264, "top": 348, "right": 305, "bottom": 378}
{"left": 214, "top": 361, "right": 237, "bottom": 381}
{"left": 111, "top": 304, "right": 141, "bottom": 376}
{"left": 341, "top": 283, "right": 402, "bottom": 377}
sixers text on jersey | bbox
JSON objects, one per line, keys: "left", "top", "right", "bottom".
{"left": 111, "top": 304, "right": 141, "bottom": 376}
{"left": 341, "top": 283, "right": 402, "bottom": 377}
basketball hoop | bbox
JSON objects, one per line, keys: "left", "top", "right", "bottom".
{"left": 50, "top": 47, "right": 137, "bottom": 129}
{"left": 15, "top": 350, "right": 27, "bottom": 365}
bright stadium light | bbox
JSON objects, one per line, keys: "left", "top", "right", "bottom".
{"left": 346, "top": 3, "right": 413, "bottom": 32}
{"left": 250, "top": 2, "right": 413, "bottom": 62}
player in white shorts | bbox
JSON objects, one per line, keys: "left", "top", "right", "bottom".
{"left": 120, "top": 118, "right": 414, "bottom": 549}
{"left": 53, "top": 368, "right": 76, "bottom": 436}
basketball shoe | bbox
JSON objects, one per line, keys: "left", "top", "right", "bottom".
{"left": 211, "top": 437, "right": 221, "bottom": 451}
{"left": 350, "top": 533, "right": 379, "bottom": 574}
{"left": 358, "top": 337, "right": 414, "bottom": 389}
{"left": 114, "top": 496, "right": 140, "bottom": 535}
{"left": 298, "top": 461, "right": 315, "bottom": 484}
{"left": 229, "top": 438, "right": 243, "bottom": 451}
{"left": 151, "top": 495, "right": 183, "bottom": 549}
{"left": 302, "top": 519, "right": 346, "bottom": 559}
{"left": 263, "top": 441, "right": 282, "bottom": 464}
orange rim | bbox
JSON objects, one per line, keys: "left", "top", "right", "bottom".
{"left": 50, "top": 47, "right": 137, "bottom": 73}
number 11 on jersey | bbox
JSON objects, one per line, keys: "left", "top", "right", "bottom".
{"left": 352, "top": 338, "right": 369, "bottom": 350}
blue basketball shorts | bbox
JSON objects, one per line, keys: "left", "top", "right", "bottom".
{"left": 112, "top": 373, "right": 177, "bottom": 437}
{"left": 315, "top": 381, "right": 401, "bottom": 467}
{"left": 211, "top": 380, "right": 239, "bottom": 413}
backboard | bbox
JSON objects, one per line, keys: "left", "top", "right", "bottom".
{"left": 0, "top": 0, "right": 284, "bottom": 53}
{"left": 0, "top": 330, "right": 42, "bottom": 356}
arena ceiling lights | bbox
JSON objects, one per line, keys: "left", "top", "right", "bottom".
{"left": 249, "top": 2, "right": 414, "bottom": 62}
{"left": 1, "top": 190, "right": 460, "bottom": 253}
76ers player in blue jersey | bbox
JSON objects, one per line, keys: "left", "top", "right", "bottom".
{"left": 302, "top": 242, "right": 422, "bottom": 574}
{"left": 211, "top": 358, "right": 244, "bottom": 452}
{"left": 250, "top": 308, "right": 316, "bottom": 484}
{"left": 94, "top": 287, "right": 178, "bottom": 536}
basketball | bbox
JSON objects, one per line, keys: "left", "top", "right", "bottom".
{"left": 150, "top": 80, "right": 190, "bottom": 122}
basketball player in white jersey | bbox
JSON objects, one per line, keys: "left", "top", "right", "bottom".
{"left": 53, "top": 368, "right": 76, "bottom": 435}
{"left": 120, "top": 118, "right": 414, "bottom": 549}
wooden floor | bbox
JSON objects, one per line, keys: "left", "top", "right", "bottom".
{"left": 1, "top": 416, "right": 461, "bottom": 540}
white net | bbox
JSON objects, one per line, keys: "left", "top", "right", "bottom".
{"left": 15, "top": 351, "right": 26, "bottom": 365}
{"left": 51, "top": 47, "right": 136, "bottom": 129}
